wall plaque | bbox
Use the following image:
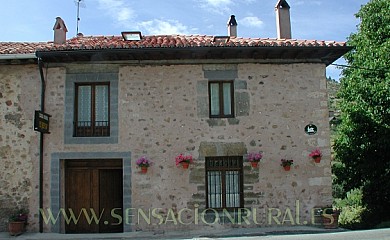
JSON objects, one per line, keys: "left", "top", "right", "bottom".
{"left": 34, "top": 111, "right": 51, "bottom": 133}
{"left": 305, "top": 124, "right": 317, "bottom": 135}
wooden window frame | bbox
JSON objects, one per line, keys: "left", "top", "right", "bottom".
{"left": 205, "top": 156, "right": 244, "bottom": 211}
{"left": 74, "top": 82, "right": 110, "bottom": 137}
{"left": 208, "top": 81, "right": 235, "bottom": 118}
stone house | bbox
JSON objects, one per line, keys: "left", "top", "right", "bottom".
{"left": 0, "top": 0, "right": 350, "bottom": 233}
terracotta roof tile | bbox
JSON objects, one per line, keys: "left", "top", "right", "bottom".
{"left": 0, "top": 35, "right": 348, "bottom": 55}
{"left": 0, "top": 42, "right": 47, "bottom": 54}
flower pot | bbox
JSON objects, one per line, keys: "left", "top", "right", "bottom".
{"left": 141, "top": 166, "right": 148, "bottom": 174}
{"left": 8, "top": 222, "right": 25, "bottom": 236}
{"left": 322, "top": 213, "right": 339, "bottom": 229}
{"left": 181, "top": 162, "right": 189, "bottom": 169}
{"left": 313, "top": 156, "right": 321, "bottom": 163}
{"left": 283, "top": 165, "right": 291, "bottom": 171}
{"left": 250, "top": 161, "right": 259, "bottom": 168}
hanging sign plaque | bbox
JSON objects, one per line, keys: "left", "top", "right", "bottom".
{"left": 34, "top": 111, "right": 51, "bottom": 134}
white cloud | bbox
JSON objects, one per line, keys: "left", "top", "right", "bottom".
{"left": 201, "top": 0, "right": 233, "bottom": 7}
{"left": 199, "top": 0, "right": 254, "bottom": 5}
{"left": 96, "top": 0, "right": 194, "bottom": 35}
{"left": 239, "top": 16, "right": 264, "bottom": 28}
{"left": 97, "top": 0, "right": 136, "bottom": 25}
{"left": 117, "top": 8, "right": 133, "bottom": 22}
{"left": 137, "top": 19, "right": 192, "bottom": 35}
{"left": 197, "top": 0, "right": 232, "bottom": 15}
{"left": 197, "top": 0, "right": 255, "bottom": 15}
{"left": 312, "top": 1, "right": 322, "bottom": 5}
{"left": 291, "top": 0, "right": 322, "bottom": 6}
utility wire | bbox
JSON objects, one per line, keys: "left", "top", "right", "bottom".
{"left": 330, "top": 63, "right": 387, "bottom": 73}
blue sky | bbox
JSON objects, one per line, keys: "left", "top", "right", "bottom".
{"left": 1, "top": 0, "right": 369, "bottom": 80}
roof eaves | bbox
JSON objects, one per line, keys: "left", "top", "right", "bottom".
{"left": 0, "top": 53, "right": 37, "bottom": 60}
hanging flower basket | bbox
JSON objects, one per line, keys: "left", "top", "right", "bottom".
{"left": 247, "top": 152, "right": 263, "bottom": 168}
{"left": 181, "top": 161, "right": 190, "bottom": 169}
{"left": 309, "top": 149, "right": 322, "bottom": 163}
{"left": 140, "top": 166, "right": 148, "bottom": 173}
{"left": 136, "top": 156, "right": 152, "bottom": 174}
{"left": 313, "top": 156, "right": 321, "bottom": 163}
{"left": 175, "top": 154, "right": 193, "bottom": 169}
{"left": 250, "top": 161, "right": 259, "bottom": 168}
{"left": 281, "top": 159, "right": 293, "bottom": 171}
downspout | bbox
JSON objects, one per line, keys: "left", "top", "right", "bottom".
{"left": 37, "top": 57, "right": 46, "bottom": 233}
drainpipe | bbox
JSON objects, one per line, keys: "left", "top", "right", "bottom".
{"left": 37, "top": 58, "right": 46, "bottom": 233}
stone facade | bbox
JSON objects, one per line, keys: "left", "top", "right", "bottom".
{"left": 0, "top": 61, "right": 332, "bottom": 232}
{"left": 0, "top": 65, "right": 40, "bottom": 231}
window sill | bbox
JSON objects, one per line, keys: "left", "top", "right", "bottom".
{"left": 209, "top": 115, "right": 235, "bottom": 119}
{"left": 65, "top": 135, "right": 117, "bottom": 145}
{"left": 206, "top": 118, "right": 240, "bottom": 127}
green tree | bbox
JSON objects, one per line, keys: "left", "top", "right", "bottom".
{"left": 333, "top": 0, "right": 390, "bottom": 228}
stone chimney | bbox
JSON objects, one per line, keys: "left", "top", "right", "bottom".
{"left": 53, "top": 17, "right": 68, "bottom": 44}
{"left": 275, "top": 0, "right": 292, "bottom": 39}
{"left": 227, "top": 15, "right": 237, "bottom": 37}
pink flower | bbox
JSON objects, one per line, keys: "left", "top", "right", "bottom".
{"left": 136, "top": 156, "right": 152, "bottom": 167}
{"left": 309, "top": 148, "right": 322, "bottom": 158}
{"left": 175, "top": 154, "right": 193, "bottom": 166}
{"left": 247, "top": 152, "right": 263, "bottom": 162}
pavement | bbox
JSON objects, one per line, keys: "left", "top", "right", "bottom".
{"left": 0, "top": 226, "right": 346, "bottom": 240}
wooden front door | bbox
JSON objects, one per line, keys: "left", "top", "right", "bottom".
{"left": 65, "top": 160, "right": 123, "bottom": 233}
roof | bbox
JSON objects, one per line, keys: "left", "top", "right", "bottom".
{"left": 0, "top": 42, "right": 47, "bottom": 55}
{"left": 37, "top": 35, "right": 348, "bottom": 51}
{"left": 0, "top": 35, "right": 351, "bottom": 65}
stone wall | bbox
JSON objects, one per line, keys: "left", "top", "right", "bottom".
{"left": 1, "top": 62, "right": 332, "bottom": 232}
{"left": 0, "top": 65, "right": 40, "bottom": 231}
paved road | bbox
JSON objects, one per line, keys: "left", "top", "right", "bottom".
{"left": 1, "top": 228, "right": 389, "bottom": 240}
{"left": 194, "top": 228, "right": 390, "bottom": 240}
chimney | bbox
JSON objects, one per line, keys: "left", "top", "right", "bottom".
{"left": 227, "top": 15, "right": 237, "bottom": 37}
{"left": 53, "top": 17, "right": 68, "bottom": 44}
{"left": 275, "top": 0, "right": 292, "bottom": 39}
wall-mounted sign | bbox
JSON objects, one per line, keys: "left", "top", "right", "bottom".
{"left": 304, "top": 124, "right": 317, "bottom": 135}
{"left": 34, "top": 111, "right": 51, "bottom": 134}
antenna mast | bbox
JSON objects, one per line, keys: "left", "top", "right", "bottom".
{"left": 74, "top": 0, "right": 86, "bottom": 35}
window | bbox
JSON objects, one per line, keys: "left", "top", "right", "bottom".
{"left": 209, "top": 81, "right": 234, "bottom": 118}
{"left": 205, "top": 156, "right": 243, "bottom": 210}
{"left": 74, "top": 83, "right": 110, "bottom": 137}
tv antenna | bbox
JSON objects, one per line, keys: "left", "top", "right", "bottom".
{"left": 74, "top": 0, "right": 86, "bottom": 35}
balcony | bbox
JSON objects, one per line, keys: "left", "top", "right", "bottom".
{"left": 74, "top": 121, "right": 109, "bottom": 137}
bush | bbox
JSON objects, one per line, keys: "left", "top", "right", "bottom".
{"left": 334, "top": 188, "right": 367, "bottom": 229}
{"left": 338, "top": 205, "right": 366, "bottom": 229}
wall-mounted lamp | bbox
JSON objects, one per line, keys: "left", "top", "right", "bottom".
{"left": 121, "top": 31, "right": 142, "bottom": 41}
